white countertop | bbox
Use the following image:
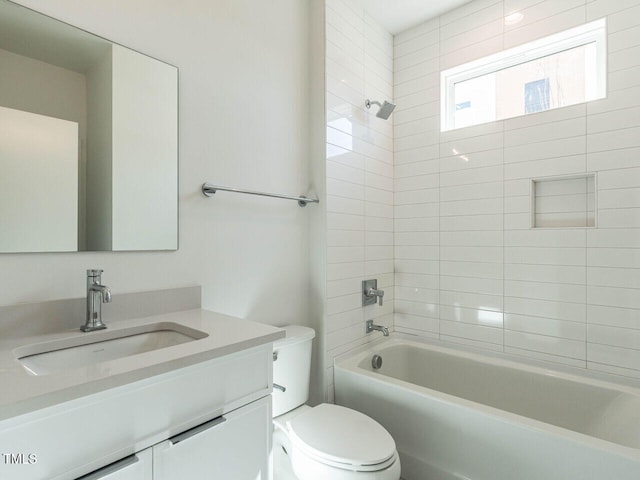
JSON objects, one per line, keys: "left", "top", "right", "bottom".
{"left": 0, "top": 309, "right": 284, "bottom": 421}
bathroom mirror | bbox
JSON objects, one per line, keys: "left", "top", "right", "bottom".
{"left": 0, "top": 0, "right": 178, "bottom": 252}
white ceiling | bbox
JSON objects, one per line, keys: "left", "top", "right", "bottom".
{"left": 363, "top": 0, "right": 475, "bottom": 35}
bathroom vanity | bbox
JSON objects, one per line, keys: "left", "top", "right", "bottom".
{"left": 0, "top": 306, "right": 284, "bottom": 480}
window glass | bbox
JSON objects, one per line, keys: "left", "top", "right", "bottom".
{"left": 441, "top": 20, "right": 606, "bottom": 131}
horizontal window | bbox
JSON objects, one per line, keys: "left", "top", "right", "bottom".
{"left": 441, "top": 19, "right": 606, "bottom": 131}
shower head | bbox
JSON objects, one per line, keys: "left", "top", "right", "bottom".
{"left": 365, "top": 99, "right": 396, "bottom": 119}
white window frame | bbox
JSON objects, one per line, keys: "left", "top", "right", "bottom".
{"left": 440, "top": 18, "right": 607, "bottom": 132}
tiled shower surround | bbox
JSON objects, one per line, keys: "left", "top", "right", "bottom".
{"left": 325, "top": 0, "right": 640, "bottom": 397}
{"left": 324, "top": 0, "right": 394, "bottom": 398}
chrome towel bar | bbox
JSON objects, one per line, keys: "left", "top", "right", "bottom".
{"left": 201, "top": 183, "right": 319, "bottom": 207}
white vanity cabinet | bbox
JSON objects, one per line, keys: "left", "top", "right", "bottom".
{"left": 77, "top": 396, "right": 271, "bottom": 480}
{"left": 77, "top": 450, "right": 152, "bottom": 480}
{"left": 1, "top": 338, "right": 278, "bottom": 480}
{"left": 153, "top": 396, "right": 271, "bottom": 479}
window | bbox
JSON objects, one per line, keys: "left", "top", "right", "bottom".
{"left": 524, "top": 78, "right": 550, "bottom": 113}
{"left": 441, "top": 19, "right": 606, "bottom": 131}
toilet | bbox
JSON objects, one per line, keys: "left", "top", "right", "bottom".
{"left": 272, "top": 325, "right": 401, "bottom": 480}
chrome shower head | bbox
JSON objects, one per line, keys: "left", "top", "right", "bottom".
{"left": 365, "top": 99, "right": 396, "bottom": 119}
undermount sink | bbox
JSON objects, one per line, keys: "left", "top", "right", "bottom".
{"left": 15, "top": 322, "right": 208, "bottom": 376}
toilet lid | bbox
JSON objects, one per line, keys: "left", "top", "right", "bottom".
{"left": 287, "top": 403, "right": 396, "bottom": 468}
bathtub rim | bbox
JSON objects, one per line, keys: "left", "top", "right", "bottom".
{"left": 334, "top": 334, "right": 640, "bottom": 462}
{"left": 335, "top": 333, "right": 640, "bottom": 393}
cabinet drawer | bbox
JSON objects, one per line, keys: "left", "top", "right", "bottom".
{"left": 76, "top": 449, "right": 151, "bottom": 480}
{"left": 153, "top": 396, "right": 271, "bottom": 479}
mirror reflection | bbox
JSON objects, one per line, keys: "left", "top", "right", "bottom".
{"left": 0, "top": 0, "right": 178, "bottom": 252}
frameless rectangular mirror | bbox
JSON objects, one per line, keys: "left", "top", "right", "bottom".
{"left": 0, "top": 0, "right": 178, "bottom": 252}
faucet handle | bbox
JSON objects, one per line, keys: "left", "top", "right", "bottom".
{"left": 87, "top": 269, "right": 103, "bottom": 276}
{"left": 362, "top": 279, "right": 385, "bottom": 307}
{"left": 373, "top": 288, "right": 384, "bottom": 306}
{"left": 366, "top": 287, "right": 384, "bottom": 306}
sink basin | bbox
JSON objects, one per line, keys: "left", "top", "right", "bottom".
{"left": 15, "top": 322, "right": 208, "bottom": 376}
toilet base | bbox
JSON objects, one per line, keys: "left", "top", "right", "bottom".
{"left": 273, "top": 435, "right": 298, "bottom": 480}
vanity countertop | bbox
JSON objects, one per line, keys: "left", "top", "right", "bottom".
{"left": 0, "top": 309, "right": 284, "bottom": 421}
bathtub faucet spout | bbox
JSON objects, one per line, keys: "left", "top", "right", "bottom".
{"left": 366, "top": 319, "right": 389, "bottom": 336}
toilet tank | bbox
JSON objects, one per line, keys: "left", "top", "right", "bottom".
{"left": 272, "top": 325, "right": 315, "bottom": 417}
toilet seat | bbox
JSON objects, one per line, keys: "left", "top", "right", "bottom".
{"left": 286, "top": 404, "right": 397, "bottom": 472}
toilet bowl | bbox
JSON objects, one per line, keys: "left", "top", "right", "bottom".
{"left": 273, "top": 404, "right": 401, "bottom": 480}
{"left": 272, "top": 325, "right": 401, "bottom": 480}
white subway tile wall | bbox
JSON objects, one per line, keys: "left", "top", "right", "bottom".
{"left": 393, "top": 0, "right": 640, "bottom": 378}
{"left": 325, "top": 0, "right": 394, "bottom": 399}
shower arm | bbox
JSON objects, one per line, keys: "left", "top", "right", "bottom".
{"left": 365, "top": 98, "right": 396, "bottom": 119}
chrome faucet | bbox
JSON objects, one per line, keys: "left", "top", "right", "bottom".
{"left": 365, "top": 287, "right": 385, "bottom": 306}
{"left": 82, "top": 269, "right": 112, "bottom": 332}
{"left": 366, "top": 319, "right": 389, "bottom": 336}
{"left": 362, "top": 279, "right": 384, "bottom": 306}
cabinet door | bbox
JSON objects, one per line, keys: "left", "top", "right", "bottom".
{"left": 76, "top": 449, "right": 152, "bottom": 480}
{"left": 153, "top": 396, "right": 271, "bottom": 479}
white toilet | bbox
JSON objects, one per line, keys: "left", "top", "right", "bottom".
{"left": 272, "top": 325, "right": 401, "bottom": 480}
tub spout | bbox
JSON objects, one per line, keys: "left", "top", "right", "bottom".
{"left": 366, "top": 319, "right": 389, "bottom": 336}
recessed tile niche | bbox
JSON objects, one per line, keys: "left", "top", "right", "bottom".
{"left": 531, "top": 174, "right": 596, "bottom": 228}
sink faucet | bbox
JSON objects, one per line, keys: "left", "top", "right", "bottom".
{"left": 366, "top": 319, "right": 389, "bottom": 336}
{"left": 82, "top": 269, "right": 112, "bottom": 332}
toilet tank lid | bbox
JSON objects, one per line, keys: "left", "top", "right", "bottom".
{"left": 273, "top": 325, "right": 315, "bottom": 348}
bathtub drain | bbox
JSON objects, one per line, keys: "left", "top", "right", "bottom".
{"left": 371, "top": 354, "right": 383, "bottom": 369}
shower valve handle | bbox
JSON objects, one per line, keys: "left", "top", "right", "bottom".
{"left": 366, "top": 287, "right": 384, "bottom": 306}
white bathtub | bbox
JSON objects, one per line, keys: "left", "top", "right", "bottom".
{"left": 334, "top": 337, "right": 640, "bottom": 480}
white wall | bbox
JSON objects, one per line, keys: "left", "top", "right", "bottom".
{"left": 0, "top": 47, "right": 88, "bottom": 248}
{"left": 0, "top": 47, "right": 86, "bottom": 123}
{"left": 111, "top": 44, "right": 178, "bottom": 251}
{"left": 393, "top": 0, "right": 640, "bottom": 378}
{"left": 324, "top": 0, "right": 394, "bottom": 400}
{"left": 0, "top": 107, "right": 78, "bottom": 252}
{"left": 2, "top": 0, "right": 312, "bottom": 335}
{"left": 86, "top": 48, "right": 113, "bottom": 251}
{"left": 308, "top": 0, "right": 328, "bottom": 405}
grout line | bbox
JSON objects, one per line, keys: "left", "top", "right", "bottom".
{"left": 501, "top": 2, "right": 506, "bottom": 353}
{"left": 437, "top": 13, "right": 442, "bottom": 343}
{"left": 584, "top": 100, "right": 589, "bottom": 368}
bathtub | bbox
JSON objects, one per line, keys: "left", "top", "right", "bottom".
{"left": 334, "top": 337, "right": 640, "bottom": 480}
